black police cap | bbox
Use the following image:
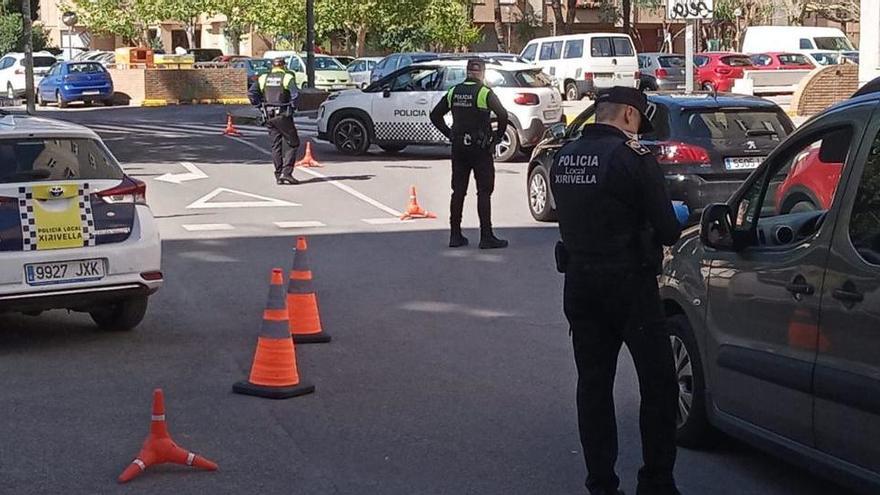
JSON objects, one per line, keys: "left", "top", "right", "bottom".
{"left": 595, "top": 86, "right": 654, "bottom": 134}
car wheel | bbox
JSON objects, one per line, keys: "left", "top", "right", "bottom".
{"left": 564, "top": 81, "right": 579, "bottom": 101}
{"left": 37, "top": 91, "right": 46, "bottom": 107}
{"left": 332, "top": 117, "right": 371, "bottom": 155}
{"left": 90, "top": 295, "right": 149, "bottom": 332}
{"left": 379, "top": 144, "right": 406, "bottom": 153}
{"left": 528, "top": 165, "right": 557, "bottom": 222}
{"left": 56, "top": 91, "right": 68, "bottom": 108}
{"left": 788, "top": 200, "right": 817, "bottom": 214}
{"left": 668, "top": 314, "right": 715, "bottom": 448}
{"left": 494, "top": 126, "right": 519, "bottom": 162}
{"left": 702, "top": 82, "right": 715, "bottom": 92}
{"left": 6, "top": 83, "right": 14, "bottom": 99}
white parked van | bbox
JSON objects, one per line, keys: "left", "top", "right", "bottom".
{"left": 520, "top": 33, "right": 638, "bottom": 101}
{"left": 742, "top": 26, "right": 855, "bottom": 55}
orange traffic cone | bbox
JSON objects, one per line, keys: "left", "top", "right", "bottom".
{"left": 118, "top": 389, "right": 218, "bottom": 483}
{"left": 400, "top": 185, "right": 436, "bottom": 220}
{"left": 288, "top": 237, "right": 331, "bottom": 344}
{"left": 233, "top": 268, "right": 316, "bottom": 399}
{"left": 295, "top": 141, "right": 322, "bottom": 167}
{"left": 222, "top": 114, "right": 242, "bottom": 136}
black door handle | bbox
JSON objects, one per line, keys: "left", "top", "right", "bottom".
{"left": 832, "top": 289, "right": 864, "bottom": 303}
{"left": 786, "top": 276, "right": 815, "bottom": 296}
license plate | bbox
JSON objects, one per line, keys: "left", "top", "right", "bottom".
{"left": 25, "top": 259, "right": 105, "bottom": 286}
{"left": 725, "top": 157, "right": 765, "bottom": 170}
{"left": 543, "top": 110, "right": 560, "bottom": 120}
{"left": 82, "top": 91, "right": 100, "bottom": 95}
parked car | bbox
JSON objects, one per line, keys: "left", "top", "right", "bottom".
{"left": 37, "top": 61, "right": 114, "bottom": 108}
{"left": 347, "top": 57, "right": 380, "bottom": 88}
{"left": 520, "top": 33, "right": 639, "bottom": 100}
{"left": 317, "top": 59, "right": 563, "bottom": 162}
{"left": 229, "top": 57, "right": 271, "bottom": 89}
{"left": 638, "top": 53, "right": 687, "bottom": 91}
{"left": 742, "top": 25, "right": 854, "bottom": 55}
{"left": 693, "top": 52, "right": 754, "bottom": 92}
{"left": 525, "top": 93, "right": 794, "bottom": 221}
{"left": 660, "top": 84, "right": 880, "bottom": 495}
{"left": 0, "top": 113, "right": 162, "bottom": 330}
{"left": 333, "top": 55, "right": 356, "bottom": 66}
{"left": 213, "top": 55, "right": 250, "bottom": 63}
{"left": 370, "top": 52, "right": 439, "bottom": 83}
{"left": 0, "top": 52, "right": 56, "bottom": 99}
{"left": 188, "top": 48, "right": 223, "bottom": 63}
{"left": 287, "top": 53, "right": 356, "bottom": 91}
{"left": 470, "top": 52, "right": 529, "bottom": 64}
{"left": 749, "top": 52, "right": 815, "bottom": 70}
{"left": 775, "top": 143, "right": 843, "bottom": 213}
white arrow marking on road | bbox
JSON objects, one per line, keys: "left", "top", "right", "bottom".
{"left": 182, "top": 223, "right": 235, "bottom": 231}
{"left": 155, "top": 162, "right": 208, "bottom": 184}
{"left": 186, "top": 187, "right": 301, "bottom": 209}
{"left": 274, "top": 221, "right": 326, "bottom": 228}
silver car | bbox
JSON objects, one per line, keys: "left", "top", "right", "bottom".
{"left": 347, "top": 57, "right": 381, "bottom": 88}
{"left": 638, "top": 53, "right": 687, "bottom": 91}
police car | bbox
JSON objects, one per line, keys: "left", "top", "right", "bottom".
{"left": 0, "top": 113, "right": 162, "bottom": 331}
{"left": 316, "top": 59, "right": 564, "bottom": 162}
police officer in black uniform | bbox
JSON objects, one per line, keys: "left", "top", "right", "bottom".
{"left": 248, "top": 57, "right": 300, "bottom": 185}
{"left": 550, "top": 87, "right": 682, "bottom": 495}
{"left": 429, "top": 58, "right": 509, "bottom": 249}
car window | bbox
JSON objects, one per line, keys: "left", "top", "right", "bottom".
{"left": 521, "top": 43, "right": 537, "bottom": 62}
{"left": 46, "top": 63, "right": 58, "bottom": 76}
{"left": 539, "top": 41, "right": 563, "bottom": 60}
{"left": 32, "top": 57, "right": 56, "bottom": 68}
{"left": 439, "top": 67, "right": 467, "bottom": 90}
{"left": 399, "top": 55, "right": 413, "bottom": 69}
{"left": 366, "top": 60, "right": 376, "bottom": 70}
{"left": 815, "top": 36, "right": 854, "bottom": 51}
{"left": 750, "top": 54, "right": 772, "bottom": 66}
{"left": 778, "top": 54, "right": 810, "bottom": 66}
{"left": 638, "top": 56, "right": 646, "bottom": 69}
{"left": 799, "top": 39, "right": 814, "bottom": 49}
{"left": 484, "top": 69, "right": 505, "bottom": 87}
{"left": 68, "top": 63, "right": 105, "bottom": 74}
{"left": 350, "top": 61, "right": 363, "bottom": 72}
{"left": 721, "top": 55, "right": 752, "bottom": 67}
{"left": 658, "top": 56, "right": 684, "bottom": 68}
{"left": 389, "top": 67, "right": 440, "bottom": 91}
{"left": 314, "top": 57, "right": 345, "bottom": 70}
{"left": 0, "top": 138, "right": 123, "bottom": 184}
{"left": 375, "top": 58, "right": 388, "bottom": 70}
{"left": 563, "top": 39, "right": 584, "bottom": 59}
{"left": 288, "top": 56, "right": 303, "bottom": 72}
{"left": 811, "top": 52, "right": 840, "bottom": 66}
{"left": 611, "top": 37, "right": 634, "bottom": 56}
{"left": 681, "top": 109, "right": 791, "bottom": 142}
{"left": 0, "top": 57, "right": 10, "bottom": 70}
{"left": 849, "top": 129, "right": 880, "bottom": 265}
{"left": 694, "top": 55, "right": 709, "bottom": 67}
{"left": 591, "top": 38, "right": 613, "bottom": 57}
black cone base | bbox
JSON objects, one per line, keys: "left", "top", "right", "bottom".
{"left": 232, "top": 380, "right": 315, "bottom": 399}
{"left": 292, "top": 332, "right": 331, "bottom": 344}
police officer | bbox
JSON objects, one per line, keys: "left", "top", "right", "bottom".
{"left": 248, "top": 57, "right": 300, "bottom": 185}
{"left": 429, "top": 58, "right": 509, "bottom": 249}
{"left": 550, "top": 87, "right": 682, "bottom": 495}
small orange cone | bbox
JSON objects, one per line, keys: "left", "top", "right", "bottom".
{"left": 222, "top": 114, "right": 242, "bottom": 136}
{"left": 118, "top": 389, "right": 218, "bottom": 483}
{"left": 288, "top": 237, "right": 331, "bottom": 344}
{"left": 234, "top": 268, "right": 316, "bottom": 399}
{"left": 400, "top": 185, "right": 436, "bottom": 220}
{"left": 295, "top": 141, "right": 322, "bottom": 167}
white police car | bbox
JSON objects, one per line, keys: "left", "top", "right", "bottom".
{"left": 316, "top": 59, "right": 563, "bottom": 162}
{"left": 0, "top": 113, "right": 162, "bottom": 331}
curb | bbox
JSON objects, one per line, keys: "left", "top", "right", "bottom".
{"left": 139, "top": 98, "right": 250, "bottom": 107}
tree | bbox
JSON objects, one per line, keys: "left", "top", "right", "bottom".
{"left": 67, "top": 0, "right": 162, "bottom": 46}
{"left": 247, "top": 0, "right": 304, "bottom": 50}
{"left": 155, "top": 0, "right": 209, "bottom": 50}
{"left": 315, "top": 0, "right": 384, "bottom": 57}
{"left": 0, "top": 0, "right": 51, "bottom": 55}
{"left": 493, "top": 0, "right": 505, "bottom": 52}
{"left": 204, "top": 0, "right": 256, "bottom": 55}
{"left": 549, "top": 0, "right": 577, "bottom": 35}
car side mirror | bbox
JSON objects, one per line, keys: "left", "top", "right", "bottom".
{"left": 549, "top": 122, "right": 566, "bottom": 140}
{"left": 382, "top": 87, "right": 391, "bottom": 98}
{"left": 699, "top": 203, "right": 736, "bottom": 251}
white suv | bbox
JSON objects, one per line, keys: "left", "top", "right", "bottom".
{"left": 0, "top": 113, "right": 162, "bottom": 331}
{"left": 316, "top": 59, "right": 563, "bottom": 162}
{"left": 0, "top": 52, "right": 57, "bottom": 99}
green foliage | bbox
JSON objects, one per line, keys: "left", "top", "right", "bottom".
{"left": 66, "top": 0, "right": 162, "bottom": 45}
{"left": 0, "top": 0, "right": 53, "bottom": 54}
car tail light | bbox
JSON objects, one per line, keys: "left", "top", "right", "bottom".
{"left": 513, "top": 92, "right": 539, "bottom": 105}
{"left": 655, "top": 141, "right": 711, "bottom": 165}
{"left": 98, "top": 176, "right": 147, "bottom": 205}
{"left": 655, "top": 68, "right": 668, "bottom": 78}
{"left": 714, "top": 67, "right": 732, "bottom": 75}
{"left": 140, "top": 271, "right": 163, "bottom": 281}
{"left": 584, "top": 72, "right": 594, "bottom": 81}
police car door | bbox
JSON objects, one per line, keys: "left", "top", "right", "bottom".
{"left": 371, "top": 66, "right": 445, "bottom": 145}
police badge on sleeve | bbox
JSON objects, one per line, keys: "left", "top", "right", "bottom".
{"left": 626, "top": 139, "right": 650, "bottom": 156}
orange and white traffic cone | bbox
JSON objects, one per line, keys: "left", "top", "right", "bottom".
{"left": 233, "top": 268, "right": 316, "bottom": 399}
{"left": 287, "top": 237, "right": 331, "bottom": 344}
{"left": 222, "top": 114, "right": 242, "bottom": 136}
{"left": 117, "top": 389, "right": 218, "bottom": 483}
{"left": 295, "top": 141, "right": 322, "bottom": 167}
{"left": 400, "top": 185, "right": 436, "bottom": 220}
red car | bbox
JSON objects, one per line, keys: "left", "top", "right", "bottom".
{"left": 775, "top": 144, "right": 843, "bottom": 213}
{"left": 694, "top": 52, "right": 754, "bottom": 92}
{"left": 749, "top": 52, "right": 815, "bottom": 71}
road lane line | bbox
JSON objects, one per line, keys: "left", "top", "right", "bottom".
{"left": 182, "top": 223, "right": 235, "bottom": 232}
{"left": 362, "top": 218, "right": 413, "bottom": 225}
{"left": 274, "top": 221, "right": 326, "bottom": 228}
{"left": 225, "top": 135, "right": 403, "bottom": 217}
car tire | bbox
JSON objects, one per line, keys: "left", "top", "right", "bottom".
{"left": 90, "top": 295, "right": 149, "bottom": 332}
{"left": 668, "top": 314, "right": 716, "bottom": 449}
{"left": 6, "top": 83, "right": 14, "bottom": 99}
{"left": 787, "top": 199, "right": 817, "bottom": 214}
{"left": 332, "top": 116, "right": 371, "bottom": 155}
{"left": 564, "top": 81, "right": 579, "bottom": 101}
{"left": 528, "top": 165, "right": 557, "bottom": 222}
{"left": 379, "top": 144, "right": 406, "bottom": 153}
{"left": 702, "top": 82, "right": 715, "bottom": 92}
{"left": 37, "top": 92, "right": 46, "bottom": 107}
{"left": 494, "top": 126, "right": 519, "bottom": 162}
{"left": 56, "top": 91, "right": 68, "bottom": 109}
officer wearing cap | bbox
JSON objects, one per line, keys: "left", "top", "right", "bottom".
{"left": 429, "top": 58, "right": 509, "bottom": 249}
{"left": 248, "top": 57, "right": 300, "bottom": 185}
{"left": 551, "top": 86, "right": 682, "bottom": 495}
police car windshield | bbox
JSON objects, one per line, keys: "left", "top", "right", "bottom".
{"left": 0, "top": 138, "right": 123, "bottom": 184}
{"left": 314, "top": 57, "right": 345, "bottom": 70}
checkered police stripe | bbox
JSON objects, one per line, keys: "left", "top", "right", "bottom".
{"left": 80, "top": 183, "right": 95, "bottom": 247}
{"left": 374, "top": 122, "right": 449, "bottom": 143}
{"left": 17, "top": 187, "right": 36, "bottom": 251}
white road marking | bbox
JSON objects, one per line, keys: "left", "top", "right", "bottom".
{"left": 182, "top": 223, "right": 235, "bottom": 231}
{"left": 186, "top": 187, "right": 301, "bottom": 209}
{"left": 155, "top": 162, "right": 208, "bottom": 184}
{"left": 225, "top": 135, "right": 403, "bottom": 217}
{"left": 362, "top": 218, "right": 414, "bottom": 225}
{"left": 274, "top": 221, "right": 326, "bottom": 228}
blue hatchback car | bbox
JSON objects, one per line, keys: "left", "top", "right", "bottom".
{"left": 37, "top": 61, "right": 114, "bottom": 108}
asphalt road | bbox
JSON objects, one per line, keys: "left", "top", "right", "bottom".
{"left": 0, "top": 104, "right": 854, "bottom": 494}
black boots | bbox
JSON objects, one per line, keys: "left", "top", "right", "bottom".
{"left": 449, "top": 232, "right": 469, "bottom": 248}
{"left": 479, "top": 230, "right": 508, "bottom": 249}
{"left": 277, "top": 174, "right": 299, "bottom": 185}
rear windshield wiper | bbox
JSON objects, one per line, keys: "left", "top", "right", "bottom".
{"left": 0, "top": 169, "right": 52, "bottom": 182}
{"left": 745, "top": 129, "right": 778, "bottom": 137}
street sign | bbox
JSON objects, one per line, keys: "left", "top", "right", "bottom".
{"left": 667, "top": 0, "right": 714, "bottom": 20}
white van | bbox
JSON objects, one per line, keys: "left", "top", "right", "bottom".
{"left": 520, "top": 33, "right": 638, "bottom": 101}
{"left": 742, "top": 26, "right": 855, "bottom": 54}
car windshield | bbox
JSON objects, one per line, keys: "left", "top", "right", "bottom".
{"left": 250, "top": 59, "right": 271, "bottom": 71}
{"left": 314, "top": 57, "right": 345, "bottom": 70}
{"left": 31, "top": 57, "right": 56, "bottom": 67}
{"left": 0, "top": 138, "right": 123, "bottom": 184}
{"left": 658, "top": 56, "right": 685, "bottom": 68}
{"left": 682, "top": 110, "right": 790, "bottom": 141}
{"left": 67, "top": 63, "right": 105, "bottom": 74}
{"left": 721, "top": 56, "right": 752, "bottom": 67}
{"left": 811, "top": 52, "right": 840, "bottom": 65}
{"left": 814, "top": 36, "right": 854, "bottom": 51}
{"left": 778, "top": 54, "right": 810, "bottom": 66}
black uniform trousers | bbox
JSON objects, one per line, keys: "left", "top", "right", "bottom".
{"left": 450, "top": 144, "right": 495, "bottom": 232}
{"left": 564, "top": 266, "right": 679, "bottom": 495}
{"left": 266, "top": 113, "right": 299, "bottom": 179}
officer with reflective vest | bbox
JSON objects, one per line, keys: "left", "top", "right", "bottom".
{"left": 550, "top": 87, "right": 683, "bottom": 495}
{"left": 248, "top": 57, "right": 300, "bottom": 185}
{"left": 429, "top": 58, "right": 509, "bottom": 249}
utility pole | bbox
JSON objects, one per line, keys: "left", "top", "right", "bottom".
{"left": 305, "top": 0, "right": 315, "bottom": 88}
{"left": 21, "top": 0, "right": 35, "bottom": 114}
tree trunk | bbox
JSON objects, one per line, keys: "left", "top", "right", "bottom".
{"left": 550, "top": 0, "right": 566, "bottom": 35}
{"left": 227, "top": 28, "right": 241, "bottom": 55}
{"left": 622, "top": 0, "right": 631, "bottom": 35}
{"left": 185, "top": 21, "right": 196, "bottom": 50}
{"left": 564, "top": 0, "right": 576, "bottom": 34}
{"left": 493, "top": 0, "right": 506, "bottom": 51}
{"left": 356, "top": 25, "right": 367, "bottom": 57}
